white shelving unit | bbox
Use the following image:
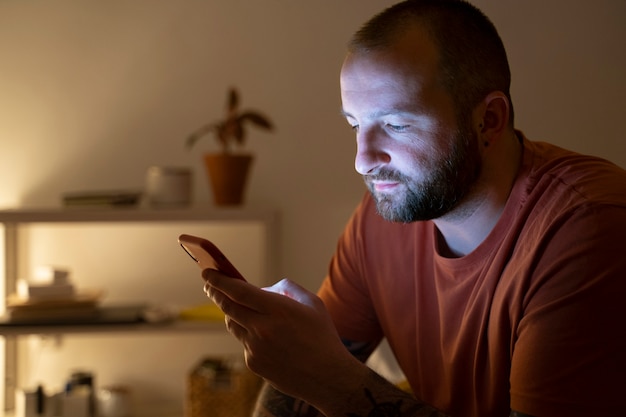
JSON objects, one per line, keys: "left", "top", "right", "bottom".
{"left": 0, "top": 205, "right": 279, "bottom": 415}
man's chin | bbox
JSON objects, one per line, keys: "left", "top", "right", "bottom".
{"left": 372, "top": 194, "right": 409, "bottom": 222}
{"left": 372, "top": 190, "right": 399, "bottom": 206}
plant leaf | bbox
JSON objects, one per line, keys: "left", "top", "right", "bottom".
{"left": 239, "top": 111, "right": 274, "bottom": 130}
{"left": 233, "top": 123, "right": 245, "bottom": 144}
{"left": 185, "top": 123, "right": 219, "bottom": 149}
{"left": 233, "top": 123, "right": 246, "bottom": 146}
{"left": 227, "top": 88, "right": 239, "bottom": 113}
{"left": 185, "top": 88, "right": 274, "bottom": 153}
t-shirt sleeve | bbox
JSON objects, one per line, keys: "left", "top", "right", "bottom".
{"left": 318, "top": 193, "right": 384, "bottom": 344}
{"left": 510, "top": 203, "right": 626, "bottom": 416}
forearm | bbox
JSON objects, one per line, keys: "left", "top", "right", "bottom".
{"left": 252, "top": 383, "right": 323, "bottom": 417}
{"left": 203, "top": 275, "right": 449, "bottom": 415}
{"left": 253, "top": 368, "right": 450, "bottom": 417}
{"left": 317, "top": 365, "right": 450, "bottom": 417}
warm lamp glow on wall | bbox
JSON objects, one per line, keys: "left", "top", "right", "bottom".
{"left": 0, "top": 193, "right": 19, "bottom": 210}
{"left": 0, "top": 227, "right": 5, "bottom": 315}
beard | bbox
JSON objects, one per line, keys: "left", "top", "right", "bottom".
{"left": 365, "top": 122, "right": 482, "bottom": 223}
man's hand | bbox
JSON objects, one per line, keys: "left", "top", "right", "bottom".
{"left": 202, "top": 269, "right": 366, "bottom": 407}
{"left": 202, "top": 270, "right": 469, "bottom": 417}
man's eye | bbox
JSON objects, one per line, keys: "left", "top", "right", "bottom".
{"left": 350, "top": 124, "right": 359, "bottom": 132}
{"left": 387, "top": 124, "right": 409, "bottom": 132}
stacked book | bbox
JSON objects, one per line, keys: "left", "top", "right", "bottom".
{"left": 4, "top": 267, "right": 102, "bottom": 324}
{"left": 5, "top": 290, "right": 103, "bottom": 324}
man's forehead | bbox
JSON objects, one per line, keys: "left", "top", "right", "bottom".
{"left": 341, "top": 27, "right": 439, "bottom": 82}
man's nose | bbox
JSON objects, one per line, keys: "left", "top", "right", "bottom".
{"left": 354, "top": 128, "right": 391, "bottom": 175}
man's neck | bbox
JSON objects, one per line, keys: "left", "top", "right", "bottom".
{"left": 433, "top": 131, "right": 523, "bottom": 258}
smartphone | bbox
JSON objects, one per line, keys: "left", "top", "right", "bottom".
{"left": 178, "top": 234, "right": 246, "bottom": 281}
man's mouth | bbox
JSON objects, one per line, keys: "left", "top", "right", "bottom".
{"left": 371, "top": 181, "right": 400, "bottom": 192}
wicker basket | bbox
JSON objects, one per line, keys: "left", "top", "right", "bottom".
{"left": 186, "top": 357, "right": 263, "bottom": 417}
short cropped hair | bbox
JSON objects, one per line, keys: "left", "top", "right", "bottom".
{"left": 349, "top": 0, "right": 514, "bottom": 126}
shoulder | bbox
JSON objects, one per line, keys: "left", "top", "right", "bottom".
{"left": 522, "top": 137, "right": 626, "bottom": 206}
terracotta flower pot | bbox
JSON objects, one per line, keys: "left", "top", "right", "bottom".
{"left": 203, "top": 153, "right": 254, "bottom": 206}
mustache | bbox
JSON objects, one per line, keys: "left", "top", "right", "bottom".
{"left": 363, "top": 169, "right": 407, "bottom": 183}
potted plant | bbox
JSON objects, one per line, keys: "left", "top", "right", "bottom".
{"left": 186, "top": 87, "right": 274, "bottom": 206}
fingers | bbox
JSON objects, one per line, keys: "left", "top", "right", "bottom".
{"left": 203, "top": 268, "right": 263, "bottom": 311}
{"left": 204, "top": 268, "right": 299, "bottom": 313}
{"left": 202, "top": 269, "right": 328, "bottom": 356}
{"left": 204, "top": 270, "right": 323, "bottom": 317}
{"left": 202, "top": 268, "right": 285, "bottom": 333}
{"left": 224, "top": 315, "right": 247, "bottom": 340}
{"left": 202, "top": 272, "right": 255, "bottom": 324}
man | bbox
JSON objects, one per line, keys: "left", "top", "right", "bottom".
{"left": 203, "top": 1, "right": 626, "bottom": 416}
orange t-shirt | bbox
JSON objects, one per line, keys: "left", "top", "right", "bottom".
{"left": 318, "top": 136, "right": 626, "bottom": 417}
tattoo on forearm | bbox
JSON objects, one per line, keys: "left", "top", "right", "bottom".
{"left": 253, "top": 383, "right": 322, "bottom": 417}
{"left": 345, "top": 374, "right": 450, "bottom": 417}
{"left": 253, "top": 342, "right": 451, "bottom": 417}
{"left": 509, "top": 412, "right": 534, "bottom": 417}
{"left": 347, "top": 388, "right": 404, "bottom": 417}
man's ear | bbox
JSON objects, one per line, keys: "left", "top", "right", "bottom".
{"left": 476, "top": 91, "right": 510, "bottom": 148}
